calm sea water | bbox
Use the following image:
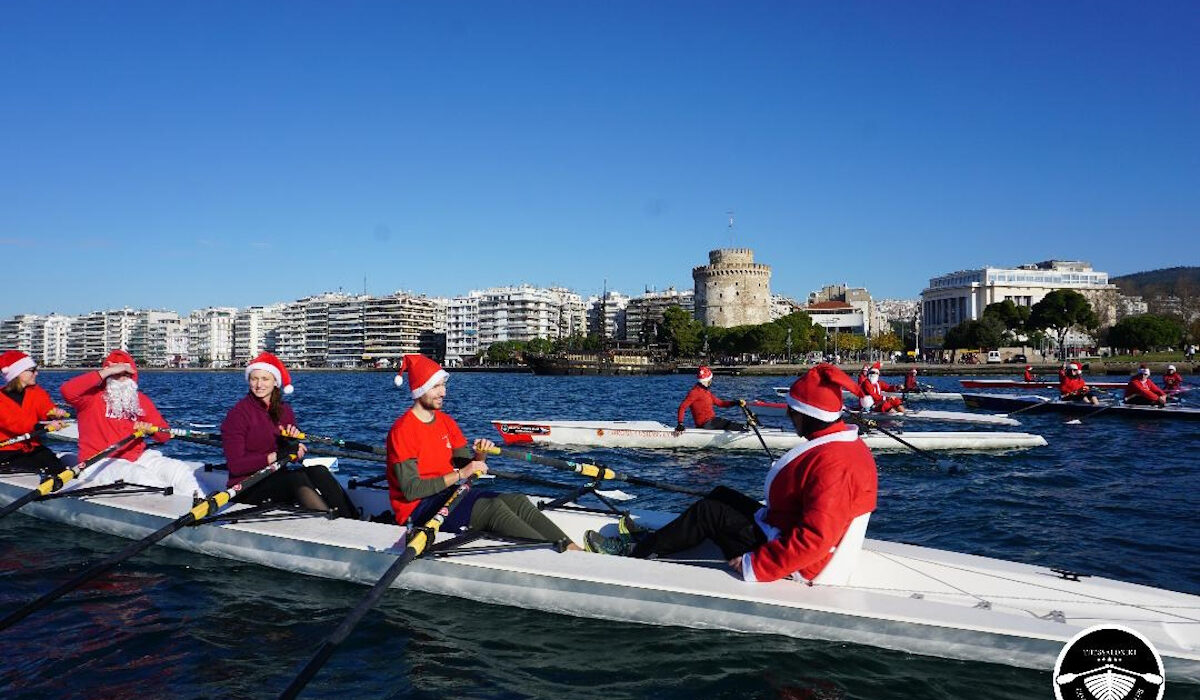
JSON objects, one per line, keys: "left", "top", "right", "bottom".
{"left": 1, "top": 370, "right": 1197, "bottom": 699}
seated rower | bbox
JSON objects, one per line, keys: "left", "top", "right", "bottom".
{"left": 59, "top": 351, "right": 198, "bottom": 492}
{"left": 0, "top": 350, "right": 70, "bottom": 474}
{"left": 223, "top": 352, "right": 355, "bottom": 518}
{"left": 860, "top": 362, "right": 904, "bottom": 413}
{"left": 675, "top": 366, "right": 746, "bottom": 434}
{"left": 387, "top": 354, "right": 582, "bottom": 551}
{"left": 1023, "top": 365, "right": 1036, "bottom": 383}
{"left": 1162, "top": 365, "right": 1184, "bottom": 393}
{"left": 1124, "top": 365, "right": 1167, "bottom": 407}
{"left": 585, "top": 364, "right": 878, "bottom": 587}
{"left": 903, "top": 368, "right": 920, "bottom": 392}
{"left": 1058, "top": 363, "right": 1100, "bottom": 406}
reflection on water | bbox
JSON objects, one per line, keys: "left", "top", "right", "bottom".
{"left": 1, "top": 371, "right": 1197, "bottom": 698}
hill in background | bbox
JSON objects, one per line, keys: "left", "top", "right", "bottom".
{"left": 1111, "top": 266, "right": 1200, "bottom": 299}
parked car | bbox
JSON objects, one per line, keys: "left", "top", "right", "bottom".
{"left": 1004, "top": 353, "right": 1028, "bottom": 364}
{"left": 986, "top": 350, "right": 1003, "bottom": 364}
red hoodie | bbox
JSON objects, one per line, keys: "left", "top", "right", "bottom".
{"left": 60, "top": 371, "right": 170, "bottom": 461}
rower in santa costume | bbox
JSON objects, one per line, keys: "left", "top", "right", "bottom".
{"left": 903, "top": 368, "right": 919, "bottom": 392}
{"left": 0, "top": 350, "right": 70, "bottom": 473}
{"left": 585, "top": 364, "right": 878, "bottom": 584}
{"left": 1162, "top": 365, "right": 1184, "bottom": 392}
{"left": 1058, "top": 362, "right": 1100, "bottom": 405}
{"left": 675, "top": 366, "right": 746, "bottom": 432}
{"left": 1124, "top": 365, "right": 1167, "bottom": 407}
{"left": 1023, "top": 365, "right": 1036, "bottom": 383}
{"left": 59, "top": 350, "right": 199, "bottom": 492}
{"left": 859, "top": 362, "right": 904, "bottom": 413}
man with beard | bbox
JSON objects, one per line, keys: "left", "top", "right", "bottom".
{"left": 59, "top": 350, "right": 198, "bottom": 491}
{"left": 386, "top": 354, "right": 583, "bottom": 551}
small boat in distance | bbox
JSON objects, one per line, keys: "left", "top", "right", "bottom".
{"left": 960, "top": 379, "right": 1126, "bottom": 389}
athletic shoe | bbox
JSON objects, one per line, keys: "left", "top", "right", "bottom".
{"left": 584, "top": 530, "right": 634, "bottom": 556}
{"left": 617, "top": 514, "right": 650, "bottom": 543}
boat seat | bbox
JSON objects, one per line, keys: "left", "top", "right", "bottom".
{"left": 809, "top": 512, "right": 872, "bottom": 586}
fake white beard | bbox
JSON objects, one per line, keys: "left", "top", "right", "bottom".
{"left": 104, "top": 377, "right": 145, "bottom": 420}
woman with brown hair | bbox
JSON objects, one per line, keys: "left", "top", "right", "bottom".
{"left": 0, "top": 351, "right": 70, "bottom": 473}
{"left": 221, "top": 352, "right": 354, "bottom": 518}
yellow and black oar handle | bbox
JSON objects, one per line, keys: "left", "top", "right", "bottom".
{"left": 0, "top": 421, "right": 74, "bottom": 449}
{"left": 0, "top": 428, "right": 155, "bottom": 522}
{"left": 289, "top": 430, "right": 385, "bottom": 456}
{"left": 0, "top": 454, "right": 288, "bottom": 633}
{"left": 486, "top": 446, "right": 708, "bottom": 497}
{"left": 280, "top": 473, "right": 480, "bottom": 699}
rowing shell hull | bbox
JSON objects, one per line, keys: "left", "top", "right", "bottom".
{"left": 961, "top": 393, "right": 1200, "bottom": 421}
{"left": 492, "top": 420, "right": 1047, "bottom": 451}
{"left": 1, "top": 472, "right": 1196, "bottom": 683}
{"left": 749, "top": 401, "right": 1020, "bottom": 426}
{"left": 775, "top": 387, "right": 964, "bottom": 401}
{"left": 960, "top": 379, "right": 1127, "bottom": 389}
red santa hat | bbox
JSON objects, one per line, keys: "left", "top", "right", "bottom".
{"left": 1068, "top": 362, "right": 1080, "bottom": 372}
{"left": 1168, "top": 365, "right": 1176, "bottom": 372}
{"left": 908, "top": 368, "right": 918, "bottom": 375}
{"left": 786, "top": 364, "right": 865, "bottom": 422}
{"left": 395, "top": 354, "right": 449, "bottom": 398}
{"left": 102, "top": 350, "right": 138, "bottom": 381}
{"left": 697, "top": 366, "right": 713, "bottom": 384}
{"left": 1025, "top": 365, "right": 1032, "bottom": 370}
{"left": 1, "top": 350, "right": 35, "bottom": 384}
{"left": 245, "top": 352, "right": 293, "bottom": 395}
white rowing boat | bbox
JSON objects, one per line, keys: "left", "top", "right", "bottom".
{"left": 749, "top": 400, "right": 1020, "bottom": 426}
{"left": 774, "top": 387, "right": 965, "bottom": 402}
{"left": 1, "top": 464, "right": 1196, "bottom": 683}
{"left": 492, "top": 420, "right": 1047, "bottom": 451}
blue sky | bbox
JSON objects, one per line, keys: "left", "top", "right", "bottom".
{"left": 3, "top": 1, "right": 1197, "bottom": 317}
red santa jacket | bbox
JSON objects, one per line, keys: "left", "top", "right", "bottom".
{"left": 741, "top": 423, "right": 878, "bottom": 583}
{"left": 60, "top": 371, "right": 170, "bottom": 461}
{"left": 858, "top": 377, "right": 898, "bottom": 406}
{"left": 1059, "top": 374, "right": 1089, "bottom": 397}
{"left": 903, "top": 374, "right": 918, "bottom": 391}
{"left": 1162, "top": 372, "right": 1183, "bottom": 391}
{"left": 1125, "top": 376, "right": 1166, "bottom": 402}
{"left": 677, "top": 384, "right": 735, "bottom": 427}
{"left": 1023, "top": 369, "right": 1036, "bottom": 382}
{"left": 0, "top": 385, "right": 57, "bottom": 453}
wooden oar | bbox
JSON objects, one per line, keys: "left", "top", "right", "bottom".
{"left": 0, "top": 431, "right": 148, "bottom": 522}
{"left": 487, "top": 446, "right": 709, "bottom": 497}
{"left": 279, "top": 474, "right": 481, "bottom": 699}
{"left": 0, "top": 456, "right": 290, "bottom": 632}
{"left": 738, "top": 401, "right": 776, "bottom": 461}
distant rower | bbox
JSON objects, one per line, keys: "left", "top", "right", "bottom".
{"left": 1058, "top": 363, "right": 1100, "bottom": 406}
{"left": 676, "top": 366, "right": 747, "bottom": 433}
{"left": 1162, "top": 365, "right": 1184, "bottom": 393}
{"left": 1023, "top": 365, "right": 1036, "bottom": 383}
{"left": 1124, "top": 365, "right": 1167, "bottom": 407}
{"left": 860, "top": 362, "right": 904, "bottom": 414}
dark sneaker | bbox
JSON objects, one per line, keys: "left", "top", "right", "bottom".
{"left": 618, "top": 514, "right": 650, "bottom": 543}
{"left": 584, "top": 530, "right": 634, "bottom": 556}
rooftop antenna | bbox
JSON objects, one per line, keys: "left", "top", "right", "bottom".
{"left": 726, "top": 210, "right": 735, "bottom": 247}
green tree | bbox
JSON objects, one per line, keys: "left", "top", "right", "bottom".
{"left": 1107, "top": 314, "right": 1183, "bottom": 352}
{"left": 485, "top": 340, "right": 526, "bottom": 364}
{"left": 525, "top": 337, "right": 555, "bottom": 355}
{"left": 873, "top": 332, "right": 903, "bottom": 354}
{"left": 661, "top": 305, "right": 703, "bottom": 357}
{"left": 1029, "top": 289, "right": 1099, "bottom": 360}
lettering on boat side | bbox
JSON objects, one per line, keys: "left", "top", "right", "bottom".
{"left": 1053, "top": 625, "right": 1165, "bottom": 700}
{"left": 497, "top": 424, "right": 550, "bottom": 436}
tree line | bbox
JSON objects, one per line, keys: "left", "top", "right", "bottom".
{"left": 941, "top": 289, "right": 1192, "bottom": 358}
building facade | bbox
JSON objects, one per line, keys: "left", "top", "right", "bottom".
{"left": 624, "top": 288, "right": 694, "bottom": 343}
{"left": 692, "top": 248, "right": 772, "bottom": 327}
{"left": 920, "top": 260, "right": 1119, "bottom": 349}
{"left": 187, "top": 307, "right": 237, "bottom": 368}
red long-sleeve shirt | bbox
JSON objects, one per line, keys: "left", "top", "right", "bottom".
{"left": 1059, "top": 375, "right": 1089, "bottom": 398}
{"left": 1162, "top": 372, "right": 1183, "bottom": 391}
{"left": 0, "top": 386, "right": 57, "bottom": 453}
{"left": 1125, "top": 377, "right": 1166, "bottom": 402}
{"left": 59, "top": 371, "right": 170, "bottom": 461}
{"left": 677, "top": 384, "right": 735, "bottom": 427}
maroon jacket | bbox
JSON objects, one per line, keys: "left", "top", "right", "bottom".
{"left": 221, "top": 394, "right": 296, "bottom": 486}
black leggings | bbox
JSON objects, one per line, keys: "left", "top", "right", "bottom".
{"left": 410, "top": 489, "right": 570, "bottom": 544}
{"left": 237, "top": 465, "right": 357, "bottom": 519}
{"left": 700, "top": 417, "right": 746, "bottom": 431}
{"left": 632, "top": 485, "right": 767, "bottom": 560}
{"left": 0, "top": 446, "right": 65, "bottom": 474}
